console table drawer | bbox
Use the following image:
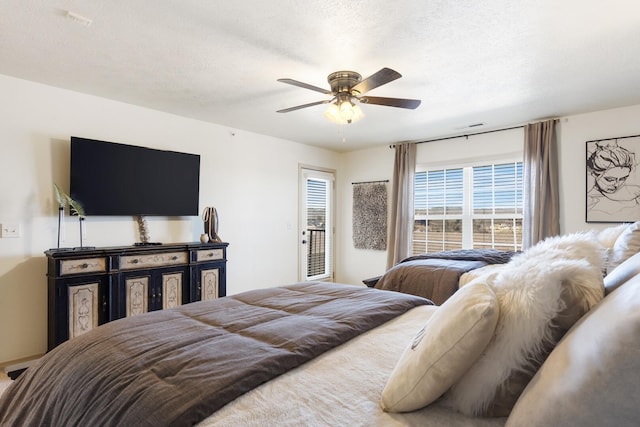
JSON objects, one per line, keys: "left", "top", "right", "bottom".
{"left": 196, "top": 248, "right": 224, "bottom": 262}
{"left": 120, "top": 252, "right": 188, "bottom": 270}
{"left": 60, "top": 257, "right": 107, "bottom": 276}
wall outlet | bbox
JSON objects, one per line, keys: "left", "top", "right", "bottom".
{"left": 1, "top": 222, "right": 21, "bottom": 238}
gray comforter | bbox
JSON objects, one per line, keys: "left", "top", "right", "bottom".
{"left": 0, "top": 282, "right": 429, "bottom": 427}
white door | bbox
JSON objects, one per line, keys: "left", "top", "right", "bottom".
{"left": 299, "top": 167, "right": 335, "bottom": 281}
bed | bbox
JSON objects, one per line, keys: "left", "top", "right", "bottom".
{"left": 373, "top": 249, "right": 516, "bottom": 304}
{"left": 0, "top": 282, "right": 458, "bottom": 427}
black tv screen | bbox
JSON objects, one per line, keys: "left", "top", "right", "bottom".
{"left": 70, "top": 137, "right": 200, "bottom": 216}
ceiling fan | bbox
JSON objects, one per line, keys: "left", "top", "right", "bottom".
{"left": 276, "top": 67, "right": 421, "bottom": 124}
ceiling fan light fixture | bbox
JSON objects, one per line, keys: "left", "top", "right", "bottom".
{"left": 324, "top": 99, "right": 363, "bottom": 124}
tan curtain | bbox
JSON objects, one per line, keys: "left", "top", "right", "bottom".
{"left": 522, "top": 119, "right": 560, "bottom": 249}
{"left": 386, "top": 143, "right": 416, "bottom": 269}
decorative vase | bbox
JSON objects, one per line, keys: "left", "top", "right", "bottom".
{"left": 202, "top": 207, "right": 222, "bottom": 243}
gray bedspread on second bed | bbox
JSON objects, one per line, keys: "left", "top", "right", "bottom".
{"left": 375, "top": 249, "right": 516, "bottom": 304}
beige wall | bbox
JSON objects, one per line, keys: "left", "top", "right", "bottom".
{"left": 335, "top": 145, "right": 394, "bottom": 285}
{"left": 0, "top": 74, "right": 341, "bottom": 364}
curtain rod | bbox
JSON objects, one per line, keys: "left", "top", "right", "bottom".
{"left": 586, "top": 134, "right": 640, "bottom": 143}
{"left": 389, "top": 125, "right": 525, "bottom": 149}
{"left": 351, "top": 179, "right": 389, "bottom": 185}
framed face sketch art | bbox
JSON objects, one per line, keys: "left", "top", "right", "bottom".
{"left": 586, "top": 135, "right": 640, "bottom": 222}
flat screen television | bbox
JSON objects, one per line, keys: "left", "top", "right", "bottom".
{"left": 70, "top": 137, "right": 200, "bottom": 216}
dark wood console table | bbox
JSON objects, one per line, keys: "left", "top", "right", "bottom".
{"left": 45, "top": 241, "right": 228, "bottom": 350}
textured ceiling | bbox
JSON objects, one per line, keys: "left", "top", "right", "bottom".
{"left": 2, "top": 1, "right": 640, "bottom": 152}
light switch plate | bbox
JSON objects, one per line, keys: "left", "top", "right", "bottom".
{"left": 1, "top": 222, "right": 21, "bottom": 238}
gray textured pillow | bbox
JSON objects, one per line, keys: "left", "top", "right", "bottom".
{"left": 505, "top": 273, "right": 640, "bottom": 427}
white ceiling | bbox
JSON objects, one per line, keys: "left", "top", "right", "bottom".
{"left": 2, "top": 1, "right": 640, "bottom": 152}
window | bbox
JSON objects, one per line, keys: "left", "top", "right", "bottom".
{"left": 413, "top": 161, "right": 523, "bottom": 254}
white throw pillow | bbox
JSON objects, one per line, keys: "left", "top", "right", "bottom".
{"left": 380, "top": 280, "right": 499, "bottom": 413}
{"left": 459, "top": 264, "right": 504, "bottom": 288}
{"left": 444, "top": 233, "right": 605, "bottom": 416}
{"left": 607, "top": 221, "right": 640, "bottom": 274}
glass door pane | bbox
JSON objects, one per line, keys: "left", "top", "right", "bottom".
{"left": 300, "top": 168, "right": 334, "bottom": 281}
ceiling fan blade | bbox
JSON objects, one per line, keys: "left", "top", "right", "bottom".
{"left": 360, "top": 96, "right": 421, "bottom": 109}
{"left": 277, "top": 99, "right": 332, "bottom": 113}
{"left": 277, "top": 78, "right": 332, "bottom": 95}
{"left": 351, "top": 67, "right": 402, "bottom": 95}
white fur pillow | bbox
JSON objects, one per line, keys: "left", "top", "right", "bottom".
{"left": 444, "top": 233, "right": 605, "bottom": 416}
{"left": 380, "top": 281, "right": 499, "bottom": 413}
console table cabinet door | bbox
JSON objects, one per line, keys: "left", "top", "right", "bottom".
{"left": 68, "top": 282, "right": 100, "bottom": 339}
{"left": 124, "top": 276, "right": 150, "bottom": 317}
{"left": 200, "top": 268, "right": 220, "bottom": 301}
{"left": 194, "top": 262, "right": 226, "bottom": 301}
{"left": 49, "top": 275, "right": 110, "bottom": 349}
{"left": 160, "top": 270, "right": 184, "bottom": 309}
